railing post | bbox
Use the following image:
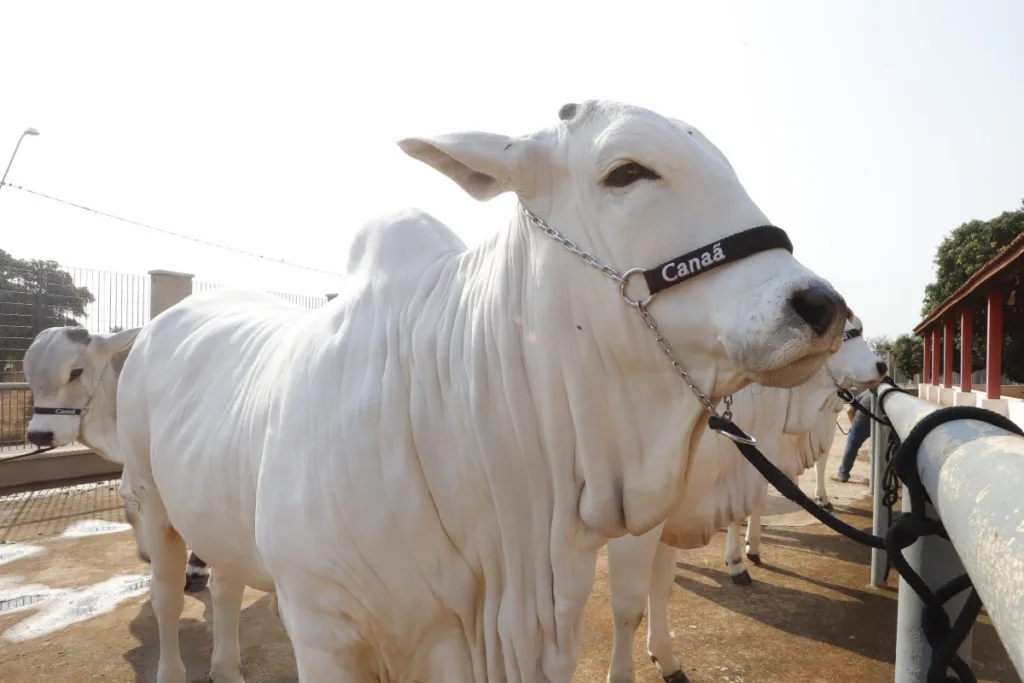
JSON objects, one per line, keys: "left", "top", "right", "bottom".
{"left": 869, "top": 392, "right": 891, "bottom": 588}
{"left": 959, "top": 308, "right": 973, "bottom": 393}
{"left": 893, "top": 487, "right": 973, "bottom": 682}
{"left": 985, "top": 290, "right": 1003, "bottom": 401}
{"left": 148, "top": 270, "right": 194, "bottom": 320}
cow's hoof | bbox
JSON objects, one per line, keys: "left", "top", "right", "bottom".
{"left": 663, "top": 669, "right": 690, "bottom": 683}
{"left": 816, "top": 500, "right": 834, "bottom": 512}
{"left": 184, "top": 573, "right": 209, "bottom": 593}
{"left": 746, "top": 552, "right": 762, "bottom": 566}
{"left": 731, "top": 570, "right": 752, "bottom": 586}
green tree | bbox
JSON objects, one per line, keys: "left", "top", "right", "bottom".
{"left": 866, "top": 335, "right": 893, "bottom": 357}
{"left": 921, "top": 203, "right": 1024, "bottom": 317}
{"left": 0, "top": 249, "right": 94, "bottom": 379}
{"left": 889, "top": 333, "right": 923, "bottom": 380}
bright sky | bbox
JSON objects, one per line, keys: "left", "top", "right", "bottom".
{"left": 1, "top": 1, "right": 1022, "bottom": 339}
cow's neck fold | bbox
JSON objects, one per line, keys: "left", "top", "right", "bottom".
{"left": 450, "top": 208, "right": 718, "bottom": 683}
{"left": 79, "top": 365, "right": 120, "bottom": 463}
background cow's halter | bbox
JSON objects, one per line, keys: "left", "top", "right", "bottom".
{"left": 10, "top": 367, "right": 107, "bottom": 462}
{"left": 518, "top": 203, "right": 792, "bottom": 445}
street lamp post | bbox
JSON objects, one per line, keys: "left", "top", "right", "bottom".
{"left": 0, "top": 127, "right": 40, "bottom": 192}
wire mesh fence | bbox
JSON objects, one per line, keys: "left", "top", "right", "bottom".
{"left": 1, "top": 259, "right": 148, "bottom": 452}
{"left": 3, "top": 264, "right": 327, "bottom": 456}
{"left": 193, "top": 279, "right": 329, "bottom": 310}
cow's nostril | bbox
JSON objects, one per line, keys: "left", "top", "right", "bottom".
{"left": 789, "top": 285, "right": 841, "bottom": 337}
{"left": 26, "top": 430, "right": 54, "bottom": 447}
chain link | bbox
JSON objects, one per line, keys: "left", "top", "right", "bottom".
{"left": 519, "top": 203, "right": 720, "bottom": 416}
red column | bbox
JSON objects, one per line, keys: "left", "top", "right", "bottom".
{"left": 943, "top": 318, "right": 955, "bottom": 388}
{"left": 960, "top": 308, "right": 973, "bottom": 392}
{"left": 923, "top": 333, "right": 931, "bottom": 383}
{"left": 931, "top": 328, "right": 940, "bottom": 385}
{"left": 986, "top": 290, "right": 1004, "bottom": 400}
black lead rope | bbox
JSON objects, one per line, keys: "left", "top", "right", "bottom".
{"left": 836, "top": 386, "right": 891, "bottom": 426}
{"left": 710, "top": 378, "right": 1024, "bottom": 683}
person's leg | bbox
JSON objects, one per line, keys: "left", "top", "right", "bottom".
{"left": 834, "top": 413, "right": 871, "bottom": 481}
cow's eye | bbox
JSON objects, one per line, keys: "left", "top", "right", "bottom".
{"left": 603, "top": 162, "right": 661, "bottom": 188}
{"left": 69, "top": 368, "right": 84, "bottom": 382}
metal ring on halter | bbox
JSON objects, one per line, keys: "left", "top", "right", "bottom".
{"left": 712, "top": 423, "right": 759, "bottom": 446}
{"left": 619, "top": 268, "right": 656, "bottom": 308}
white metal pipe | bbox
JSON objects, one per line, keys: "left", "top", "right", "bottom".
{"left": 878, "top": 385, "right": 1024, "bottom": 678}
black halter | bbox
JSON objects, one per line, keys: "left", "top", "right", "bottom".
{"left": 642, "top": 225, "right": 793, "bottom": 296}
{"left": 32, "top": 406, "right": 84, "bottom": 416}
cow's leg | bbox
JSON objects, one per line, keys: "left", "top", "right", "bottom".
{"left": 606, "top": 529, "right": 662, "bottom": 683}
{"left": 745, "top": 498, "right": 766, "bottom": 566}
{"left": 814, "top": 455, "right": 833, "bottom": 511}
{"left": 274, "top": 593, "right": 376, "bottom": 683}
{"left": 646, "top": 543, "right": 687, "bottom": 683}
{"left": 724, "top": 523, "right": 751, "bottom": 585}
{"left": 143, "top": 511, "right": 189, "bottom": 683}
{"left": 209, "top": 568, "right": 246, "bottom": 683}
{"left": 184, "top": 552, "right": 210, "bottom": 593}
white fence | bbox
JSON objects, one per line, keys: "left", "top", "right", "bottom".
{"left": 870, "top": 385, "right": 1024, "bottom": 681}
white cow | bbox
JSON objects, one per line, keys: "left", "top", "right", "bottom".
{"left": 21, "top": 325, "right": 212, "bottom": 592}
{"left": 605, "top": 316, "right": 884, "bottom": 683}
{"left": 739, "top": 360, "right": 881, "bottom": 567}
{"left": 116, "top": 100, "right": 849, "bottom": 683}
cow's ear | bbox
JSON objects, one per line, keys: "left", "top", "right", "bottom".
{"left": 89, "top": 327, "right": 141, "bottom": 368}
{"left": 397, "top": 132, "right": 543, "bottom": 201}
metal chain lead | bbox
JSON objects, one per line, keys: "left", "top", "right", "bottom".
{"left": 519, "top": 204, "right": 624, "bottom": 285}
{"left": 519, "top": 204, "right": 720, "bottom": 416}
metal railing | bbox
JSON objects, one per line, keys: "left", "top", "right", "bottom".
{"left": 870, "top": 385, "right": 1024, "bottom": 681}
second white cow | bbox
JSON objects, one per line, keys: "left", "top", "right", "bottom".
{"left": 605, "top": 315, "right": 884, "bottom": 683}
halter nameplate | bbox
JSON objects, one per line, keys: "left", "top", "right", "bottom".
{"left": 33, "top": 407, "right": 83, "bottom": 416}
{"left": 642, "top": 225, "right": 793, "bottom": 296}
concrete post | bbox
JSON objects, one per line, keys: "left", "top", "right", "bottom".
{"left": 149, "top": 270, "right": 194, "bottom": 320}
{"left": 893, "top": 489, "right": 973, "bottom": 682}
{"left": 869, "top": 392, "right": 892, "bottom": 587}
{"left": 868, "top": 393, "right": 877, "bottom": 495}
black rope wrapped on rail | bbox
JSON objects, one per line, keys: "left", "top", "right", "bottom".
{"left": 711, "top": 377, "right": 1024, "bottom": 683}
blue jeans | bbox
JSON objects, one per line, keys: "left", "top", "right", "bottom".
{"left": 838, "top": 412, "right": 871, "bottom": 478}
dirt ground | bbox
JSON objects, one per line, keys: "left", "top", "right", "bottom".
{"left": 0, "top": 421, "right": 1019, "bottom": 683}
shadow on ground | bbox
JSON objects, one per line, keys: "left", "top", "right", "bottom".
{"left": 124, "top": 592, "right": 296, "bottom": 683}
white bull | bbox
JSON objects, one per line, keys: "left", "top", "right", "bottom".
{"left": 21, "top": 326, "right": 211, "bottom": 592}
{"left": 116, "top": 100, "right": 849, "bottom": 683}
{"left": 604, "top": 316, "right": 884, "bottom": 683}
